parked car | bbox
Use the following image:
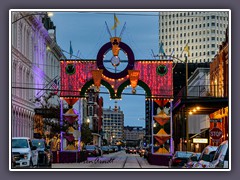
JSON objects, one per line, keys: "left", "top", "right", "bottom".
{"left": 139, "top": 148, "right": 147, "bottom": 157}
{"left": 101, "top": 146, "right": 110, "bottom": 154}
{"left": 31, "top": 139, "right": 52, "bottom": 167}
{"left": 125, "top": 147, "right": 130, "bottom": 154}
{"left": 184, "top": 153, "right": 201, "bottom": 168}
{"left": 207, "top": 140, "right": 229, "bottom": 168}
{"left": 170, "top": 151, "right": 194, "bottom": 168}
{"left": 12, "top": 137, "right": 38, "bottom": 168}
{"left": 84, "top": 145, "right": 100, "bottom": 157}
{"left": 192, "top": 145, "right": 218, "bottom": 168}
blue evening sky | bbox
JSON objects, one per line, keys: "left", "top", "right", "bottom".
{"left": 51, "top": 10, "right": 159, "bottom": 127}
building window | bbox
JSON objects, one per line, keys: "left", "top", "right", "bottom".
{"left": 88, "top": 106, "right": 93, "bottom": 116}
{"left": 211, "top": 51, "right": 215, "bottom": 55}
{"left": 211, "top": 15, "right": 215, "bottom": 19}
{"left": 211, "top": 37, "right": 215, "bottom": 40}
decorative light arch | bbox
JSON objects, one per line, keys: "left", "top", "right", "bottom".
{"left": 80, "top": 79, "right": 116, "bottom": 99}
{"left": 116, "top": 79, "right": 152, "bottom": 99}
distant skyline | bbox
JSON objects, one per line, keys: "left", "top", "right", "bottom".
{"left": 51, "top": 10, "right": 159, "bottom": 128}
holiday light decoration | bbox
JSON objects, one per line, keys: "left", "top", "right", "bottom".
{"left": 60, "top": 60, "right": 173, "bottom": 99}
{"left": 153, "top": 109, "right": 170, "bottom": 126}
{"left": 128, "top": 70, "right": 140, "bottom": 94}
{"left": 91, "top": 69, "right": 103, "bottom": 91}
{"left": 154, "top": 128, "right": 171, "bottom": 145}
{"left": 110, "top": 37, "right": 121, "bottom": 56}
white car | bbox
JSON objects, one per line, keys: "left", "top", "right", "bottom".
{"left": 207, "top": 140, "right": 229, "bottom": 168}
{"left": 12, "top": 137, "right": 39, "bottom": 168}
{"left": 192, "top": 145, "right": 218, "bottom": 168}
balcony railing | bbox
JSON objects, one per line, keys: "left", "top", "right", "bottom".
{"left": 174, "top": 84, "right": 228, "bottom": 104}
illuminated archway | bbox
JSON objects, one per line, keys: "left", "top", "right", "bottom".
{"left": 116, "top": 80, "right": 152, "bottom": 99}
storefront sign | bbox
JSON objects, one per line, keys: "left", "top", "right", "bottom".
{"left": 193, "top": 138, "right": 208, "bottom": 144}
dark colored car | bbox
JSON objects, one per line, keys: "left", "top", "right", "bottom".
{"left": 129, "top": 147, "right": 137, "bottom": 154}
{"left": 125, "top": 147, "right": 130, "bottom": 154}
{"left": 170, "top": 151, "right": 194, "bottom": 168}
{"left": 31, "top": 139, "right": 52, "bottom": 167}
{"left": 85, "top": 145, "right": 100, "bottom": 157}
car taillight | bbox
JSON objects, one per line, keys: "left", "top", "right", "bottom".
{"left": 174, "top": 159, "right": 181, "bottom": 163}
{"left": 202, "top": 164, "right": 206, "bottom": 168}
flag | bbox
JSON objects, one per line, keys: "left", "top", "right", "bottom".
{"left": 70, "top": 41, "right": 73, "bottom": 59}
{"left": 183, "top": 43, "right": 190, "bottom": 57}
{"left": 159, "top": 41, "right": 166, "bottom": 56}
{"left": 51, "top": 79, "right": 59, "bottom": 95}
{"left": 111, "top": 14, "right": 120, "bottom": 30}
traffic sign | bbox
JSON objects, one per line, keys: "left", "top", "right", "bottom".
{"left": 209, "top": 127, "right": 223, "bottom": 140}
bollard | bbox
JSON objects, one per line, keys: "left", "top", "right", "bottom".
{"left": 57, "top": 151, "right": 59, "bottom": 163}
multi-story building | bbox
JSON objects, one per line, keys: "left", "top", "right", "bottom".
{"left": 102, "top": 105, "right": 124, "bottom": 144}
{"left": 159, "top": 11, "right": 229, "bottom": 63}
{"left": 85, "top": 88, "right": 103, "bottom": 133}
{"left": 124, "top": 126, "right": 145, "bottom": 147}
{"left": 209, "top": 28, "right": 229, "bottom": 146}
{"left": 11, "top": 12, "right": 64, "bottom": 138}
{"left": 81, "top": 88, "right": 103, "bottom": 146}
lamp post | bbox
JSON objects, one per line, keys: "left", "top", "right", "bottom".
{"left": 184, "top": 55, "right": 190, "bottom": 152}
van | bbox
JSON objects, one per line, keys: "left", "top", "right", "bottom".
{"left": 207, "top": 140, "right": 229, "bottom": 168}
{"left": 12, "top": 137, "right": 38, "bottom": 168}
{"left": 192, "top": 145, "right": 218, "bottom": 168}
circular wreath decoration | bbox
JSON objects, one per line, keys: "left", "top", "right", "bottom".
{"left": 65, "top": 64, "right": 76, "bottom": 75}
{"left": 96, "top": 41, "right": 135, "bottom": 79}
{"left": 156, "top": 65, "right": 168, "bottom": 76}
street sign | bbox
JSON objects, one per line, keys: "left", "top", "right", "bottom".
{"left": 209, "top": 127, "right": 223, "bottom": 140}
{"left": 210, "top": 119, "right": 222, "bottom": 123}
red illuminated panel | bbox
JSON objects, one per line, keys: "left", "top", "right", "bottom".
{"left": 60, "top": 61, "right": 97, "bottom": 97}
{"left": 134, "top": 61, "right": 173, "bottom": 98}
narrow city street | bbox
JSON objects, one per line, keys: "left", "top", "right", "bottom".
{"left": 52, "top": 151, "right": 168, "bottom": 169}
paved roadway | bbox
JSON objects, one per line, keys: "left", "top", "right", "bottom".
{"left": 51, "top": 150, "right": 169, "bottom": 169}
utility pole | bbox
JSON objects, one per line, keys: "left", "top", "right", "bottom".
{"left": 185, "top": 55, "right": 190, "bottom": 151}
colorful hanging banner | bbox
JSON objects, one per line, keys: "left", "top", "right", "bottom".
{"left": 110, "top": 37, "right": 121, "bottom": 56}
{"left": 92, "top": 69, "right": 103, "bottom": 90}
{"left": 154, "top": 99, "right": 169, "bottom": 107}
{"left": 128, "top": 70, "right": 140, "bottom": 89}
{"left": 64, "top": 98, "right": 79, "bottom": 106}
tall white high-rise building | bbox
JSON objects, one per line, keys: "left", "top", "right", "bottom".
{"left": 159, "top": 11, "right": 229, "bottom": 63}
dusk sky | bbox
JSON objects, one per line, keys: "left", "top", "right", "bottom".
{"left": 51, "top": 10, "right": 160, "bottom": 127}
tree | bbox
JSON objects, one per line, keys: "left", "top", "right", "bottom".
{"left": 81, "top": 123, "right": 93, "bottom": 145}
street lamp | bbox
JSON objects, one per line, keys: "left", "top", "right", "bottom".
{"left": 87, "top": 118, "right": 90, "bottom": 124}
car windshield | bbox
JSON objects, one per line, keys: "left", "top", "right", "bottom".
{"left": 200, "top": 151, "right": 215, "bottom": 162}
{"left": 12, "top": 139, "right": 29, "bottom": 148}
{"left": 32, "top": 140, "right": 45, "bottom": 148}
{"left": 85, "top": 145, "right": 95, "bottom": 150}
{"left": 176, "top": 152, "right": 193, "bottom": 158}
